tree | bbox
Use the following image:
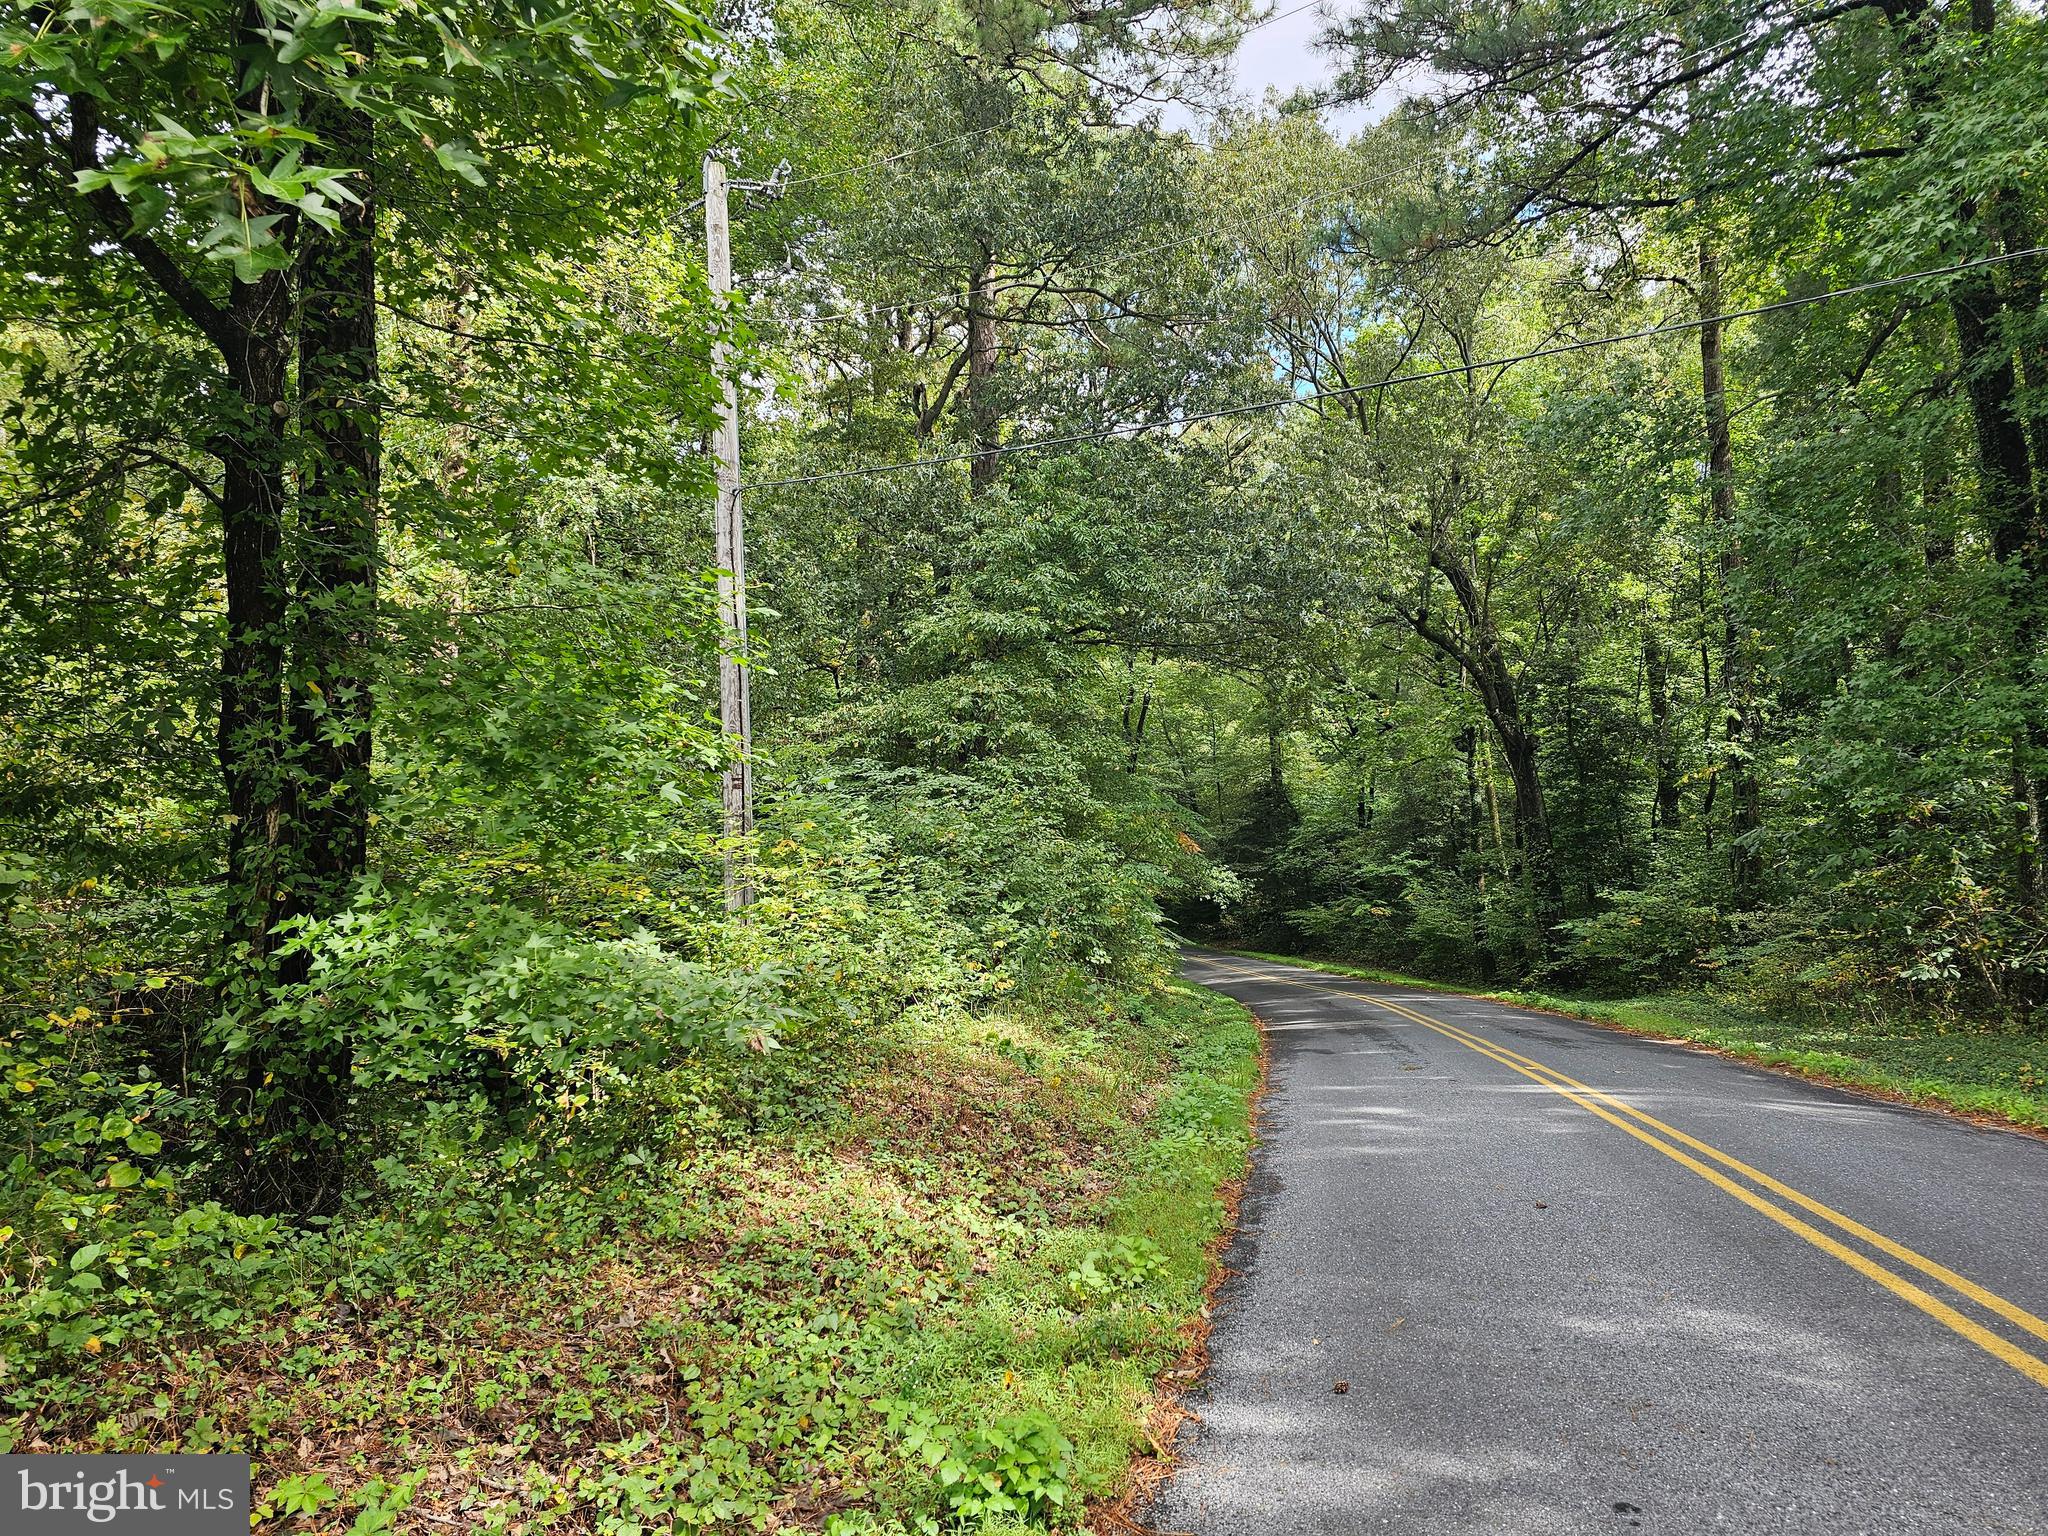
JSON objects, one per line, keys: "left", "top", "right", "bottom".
{"left": 3, "top": 0, "right": 725, "bottom": 1210}
{"left": 1322, "top": 0, "right": 2047, "bottom": 957}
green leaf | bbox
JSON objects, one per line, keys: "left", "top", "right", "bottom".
{"left": 434, "top": 140, "right": 487, "bottom": 186}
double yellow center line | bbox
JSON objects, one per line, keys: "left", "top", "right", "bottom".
{"left": 1197, "top": 958, "right": 2048, "bottom": 1390}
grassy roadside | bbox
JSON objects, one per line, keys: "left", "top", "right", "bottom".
{"left": 4, "top": 979, "right": 1261, "bottom": 1534}
{"left": 1224, "top": 948, "right": 2048, "bottom": 1133}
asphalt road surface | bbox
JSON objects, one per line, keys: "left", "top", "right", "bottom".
{"left": 1146, "top": 951, "right": 2048, "bottom": 1536}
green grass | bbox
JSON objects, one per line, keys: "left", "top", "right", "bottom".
{"left": 5, "top": 979, "right": 1260, "bottom": 1534}
{"left": 1224, "top": 948, "right": 2048, "bottom": 1132}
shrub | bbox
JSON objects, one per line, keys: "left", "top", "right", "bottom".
{"left": 1062, "top": 1235, "right": 1167, "bottom": 1303}
{"left": 887, "top": 1400, "right": 1078, "bottom": 1529}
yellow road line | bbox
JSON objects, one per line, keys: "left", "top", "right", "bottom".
{"left": 1190, "top": 957, "right": 2048, "bottom": 1391}
{"left": 1364, "top": 990, "right": 2048, "bottom": 1350}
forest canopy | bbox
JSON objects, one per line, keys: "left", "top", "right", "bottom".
{"left": 2, "top": 0, "right": 2045, "bottom": 1519}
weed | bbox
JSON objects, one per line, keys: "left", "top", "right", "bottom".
{"left": 888, "top": 1399, "right": 1079, "bottom": 1527}
{"left": 1063, "top": 1237, "right": 1168, "bottom": 1303}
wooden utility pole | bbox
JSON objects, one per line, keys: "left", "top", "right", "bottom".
{"left": 704, "top": 155, "right": 754, "bottom": 909}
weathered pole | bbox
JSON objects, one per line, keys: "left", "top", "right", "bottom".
{"left": 703, "top": 154, "right": 754, "bottom": 909}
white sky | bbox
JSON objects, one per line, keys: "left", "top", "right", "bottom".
{"left": 1162, "top": 4, "right": 1404, "bottom": 137}
{"left": 1236, "top": 3, "right": 1340, "bottom": 107}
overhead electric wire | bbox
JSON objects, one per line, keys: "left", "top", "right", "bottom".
{"left": 378, "top": 0, "right": 1852, "bottom": 394}
{"left": 382, "top": 0, "right": 1836, "bottom": 367}
{"left": 774, "top": 120, "right": 1017, "bottom": 191}
{"left": 383, "top": 151, "right": 1406, "bottom": 378}
{"left": 761, "top": 0, "right": 1836, "bottom": 333}
{"left": 770, "top": 0, "right": 1822, "bottom": 199}
{"left": 742, "top": 246, "right": 2045, "bottom": 490}
{"left": 1233, "top": 0, "right": 1329, "bottom": 35}
{"left": 768, "top": 161, "right": 1418, "bottom": 331}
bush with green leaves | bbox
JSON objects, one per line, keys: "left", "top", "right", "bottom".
{"left": 0, "top": 1000, "right": 298, "bottom": 1389}
{"left": 1062, "top": 1236, "right": 1168, "bottom": 1304}
{"left": 886, "top": 1401, "right": 1079, "bottom": 1529}
{"left": 823, "top": 761, "right": 1196, "bottom": 987}
{"left": 1549, "top": 846, "right": 1736, "bottom": 993}
{"left": 247, "top": 890, "right": 797, "bottom": 1124}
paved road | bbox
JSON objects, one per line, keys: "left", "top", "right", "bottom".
{"left": 1146, "top": 951, "right": 2048, "bottom": 1536}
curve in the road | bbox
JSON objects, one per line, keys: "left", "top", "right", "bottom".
{"left": 1150, "top": 949, "right": 2048, "bottom": 1536}
{"left": 1199, "top": 956, "right": 2048, "bottom": 1389}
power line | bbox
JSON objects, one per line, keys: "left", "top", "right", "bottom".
{"left": 742, "top": 246, "right": 2044, "bottom": 490}
{"left": 377, "top": 154, "right": 1411, "bottom": 381}
{"left": 775, "top": 121, "right": 1014, "bottom": 192}
{"left": 767, "top": 160, "right": 1417, "bottom": 331}
{"left": 759, "top": 0, "right": 1836, "bottom": 333}
{"left": 368, "top": 0, "right": 1851, "bottom": 390}
{"left": 1235, "top": 0, "right": 1329, "bottom": 37}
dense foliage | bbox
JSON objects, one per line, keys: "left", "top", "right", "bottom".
{"left": 3, "top": 0, "right": 2046, "bottom": 1520}
{"left": 726, "top": 0, "right": 2046, "bottom": 1031}
{"left": 1173, "top": 4, "right": 2048, "bottom": 1022}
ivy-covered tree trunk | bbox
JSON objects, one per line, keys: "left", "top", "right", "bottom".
{"left": 66, "top": 51, "right": 379, "bottom": 1219}
{"left": 50, "top": 59, "right": 340, "bottom": 1212}
{"left": 53, "top": 86, "right": 301, "bottom": 976}
{"left": 292, "top": 91, "right": 379, "bottom": 927}
{"left": 216, "top": 281, "right": 297, "bottom": 973}
{"left": 224, "top": 89, "right": 384, "bottom": 1218}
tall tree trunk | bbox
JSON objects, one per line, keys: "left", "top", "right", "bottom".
{"left": 1969, "top": 14, "right": 2048, "bottom": 924}
{"left": 1266, "top": 694, "right": 1285, "bottom": 787}
{"left": 213, "top": 266, "right": 308, "bottom": 1215}
{"left": 1644, "top": 630, "right": 1681, "bottom": 836}
{"left": 217, "top": 280, "right": 296, "bottom": 969}
{"left": 226, "top": 88, "right": 382, "bottom": 1218}
{"left": 293, "top": 92, "right": 379, "bottom": 918}
{"left": 1495, "top": 714, "right": 1558, "bottom": 947}
{"left": 1885, "top": 0, "right": 2047, "bottom": 917}
{"left": 57, "top": 83, "right": 299, "bottom": 966}
{"left": 1397, "top": 518, "right": 1563, "bottom": 963}
{"left": 1697, "top": 243, "right": 1762, "bottom": 905}
{"left": 1458, "top": 722, "right": 1481, "bottom": 861}
{"left": 1956, "top": 208, "right": 2047, "bottom": 925}
{"left": 966, "top": 247, "right": 999, "bottom": 497}
{"left": 1951, "top": 268, "right": 2046, "bottom": 908}
{"left": 1478, "top": 734, "right": 1509, "bottom": 875}
{"left": 57, "top": 39, "right": 371, "bottom": 1214}
{"left": 1125, "top": 677, "right": 1152, "bottom": 771}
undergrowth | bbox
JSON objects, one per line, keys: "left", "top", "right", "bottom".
{"left": 4, "top": 979, "right": 1258, "bottom": 1534}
